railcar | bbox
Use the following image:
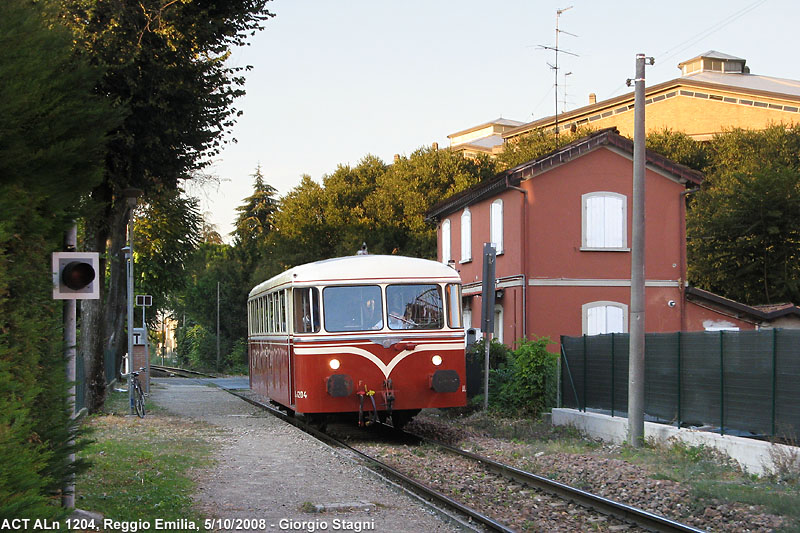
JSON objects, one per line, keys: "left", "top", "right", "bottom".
{"left": 247, "top": 254, "right": 466, "bottom": 428}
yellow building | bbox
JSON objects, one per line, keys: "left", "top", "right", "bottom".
{"left": 451, "top": 51, "right": 800, "bottom": 151}
{"left": 447, "top": 117, "right": 524, "bottom": 157}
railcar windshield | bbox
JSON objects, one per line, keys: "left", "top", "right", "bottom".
{"left": 323, "top": 285, "right": 383, "bottom": 332}
{"left": 386, "top": 284, "right": 443, "bottom": 330}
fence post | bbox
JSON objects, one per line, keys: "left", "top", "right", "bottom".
{"left": 719, "top": 330, "right": 725, "bottom": 436}
{"left": 583, "top": 334, "right": 587, "bottom": 412}
{"left": 772, "top": 328, "right": 777, "bottom": 438}
{"left": 676, "top": 331, "right": 681, "bottom": 429}
{"left": 611, "top": 333, "right": 615, "bottom": 418}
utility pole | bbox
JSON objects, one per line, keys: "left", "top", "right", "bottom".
{"left": 628, "top": 53, "right": 654, "bottom": 447}
{"left": 122, "top": 188, "right": 142, "bottom": 415}
{"left": 62, "top": 224, "right": 77, "bottom": 509}
{"left": 480, "top": 243, "right": 497, "bottom": 411}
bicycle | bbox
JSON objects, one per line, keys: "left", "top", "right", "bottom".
{"left": 130, "top": 367, "right": 147, "bottom": 418}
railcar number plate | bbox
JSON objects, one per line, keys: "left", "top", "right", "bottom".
{"left": 295, "top": 390, "right": 308, "bottom": 399}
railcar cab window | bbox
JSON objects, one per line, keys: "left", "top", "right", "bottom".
{"left": 387, "top": 284, "right": 443, "bottom": 330}
{"left": 323, "top": 285, "right": 383, "bottom": 332}
{"left": 293, "top": 287, "right": 320, "bottom": 333}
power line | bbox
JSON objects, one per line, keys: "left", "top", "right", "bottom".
{"left": 603, "top": 0, "right": 768, "bottom": 99}
{"left": 654, "top": 0, "right": 768, "bottom": 65}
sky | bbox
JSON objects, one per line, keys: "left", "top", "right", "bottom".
{"left": 189, "top": 0, "right": 798, "bottom": 240}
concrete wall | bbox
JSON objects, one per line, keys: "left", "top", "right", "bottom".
{"left": 552, "top": 408, "right": 799, "bottom": 477}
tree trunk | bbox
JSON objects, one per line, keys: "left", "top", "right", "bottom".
{"left": 80, "top": 184, "right": 130, "bottom": 412}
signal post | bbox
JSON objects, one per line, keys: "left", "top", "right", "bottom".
{"left": 52, "top": 225, "right": 100, "bottom": 509}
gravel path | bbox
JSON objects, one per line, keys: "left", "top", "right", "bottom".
{"left": 150, "top": 378, "right": 465, "bottom": 533}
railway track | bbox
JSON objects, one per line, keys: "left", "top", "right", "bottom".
{"left": 386, "top": 430, "right": 705, "bottom": 533}
{"left": 154, "top": 369, "right": 706, "bottom": 532}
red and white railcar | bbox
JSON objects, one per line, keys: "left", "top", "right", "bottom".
{"left": 247, "top": 254, "right": 466, "bottom": 427}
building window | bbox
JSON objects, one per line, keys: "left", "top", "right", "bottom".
{"left": 582, "top": 192, "right": 627, "bottom": 250}
{"left": 490, "top": 199, "right": 503, "bottom": 254}
{"left": 442, "top": 219, "right": 451, "bottom": 264}
{"left": 460, "top": 208, "right": 472, "bottom": 262}
{"left": 582, "top": 301, "right": 628, "bottom": 335}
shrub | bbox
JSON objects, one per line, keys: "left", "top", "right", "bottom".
{"left": 491, "top": 337, "right": 559, "bottom": 417}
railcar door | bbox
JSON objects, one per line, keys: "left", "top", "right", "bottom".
{"left": 290, "top": 286, "right": 321, "bottom": 409}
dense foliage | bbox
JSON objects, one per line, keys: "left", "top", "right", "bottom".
{"left": 645, "top": 126, "right": 800, "bottom": 305}
{"left": 496, "top": 126, "right": 595, "bottom": 169}
{"left": 0, "top": 0, "right": 117, "bottom": 519}
{"left": 468, "top": 338, "right": 558, "bottom": 416}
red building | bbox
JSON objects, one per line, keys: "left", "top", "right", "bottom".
{"left": 426, "top": 128, "right": 767, "bottom": 350}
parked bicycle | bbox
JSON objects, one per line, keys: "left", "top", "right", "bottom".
{"left": 130, "top": 367, "right": 146, "bottom": 418}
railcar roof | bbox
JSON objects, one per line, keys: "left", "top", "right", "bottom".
{"left": 249, "top": 255, "right": 461, "bottom": 297}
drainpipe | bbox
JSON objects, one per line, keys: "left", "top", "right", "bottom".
{"left": 679, "top": 187, "right": 699, "bottom": 331}
{"left": 506, "top": 174, "right": 528, "bottom": 342}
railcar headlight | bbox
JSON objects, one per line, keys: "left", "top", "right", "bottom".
{"left": 431, "top": 355, "right": 443, "bottom": 366}
{"left": 329, "top": 358, "right": 340, "bottom": 370}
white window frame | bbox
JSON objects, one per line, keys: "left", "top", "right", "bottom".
{"left": 441, "top": 219, "right": 451, "bottom": 264}
{"left": 581, "top": 192, "right": 628, "bottom": 251}
{"left": 460, "top": 208, "right": 472, "bottom": 263}
{"left": 490, "top": 199, "right": 503, "bottom": 254}
{"left": 493, "top": 304, "right": 504, "bottom": 344}
{"left": 582, "top": 301, "right": 628, "bottom": 335}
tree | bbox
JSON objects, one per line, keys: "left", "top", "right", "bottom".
{"left": 1, "top": 0, "right": 117, "bottom": 517}
{"left": 272, "top": 175, "right": 333, "bottom": 267}
{"left": 56, "top": 0, "right": 275, "bottom": 411}
{"left": 319, "top": 155, "right": 386, "bottom": 257}
{"left": 645, "top": 128, "right": 710, "bottom": 172}
{"left": 175, "top": 242, "right": 252, "bottom": 371}
{"left": 232, "top": 164, "right": 279, "bottom": 266}
{"left": 688, "top": 126, "right": 800, "bottom": 304}
{"left": 496, "top": 127, "right": 594, "bottom": 169}
{"left": 134, "top": 189, "right": 202, "bottom": 326}
{"left": 365, "top": 146, "right": 496, "bottom": 257}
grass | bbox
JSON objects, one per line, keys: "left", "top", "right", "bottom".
{"left": 74, "top": 385, "right": 216, "bottom": 526}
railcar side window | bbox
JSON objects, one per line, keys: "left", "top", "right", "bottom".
{"left": 445, "top": 284, "right": 463, "bottom": 329}
{"left": 279, "top": 290, "right": 286, "bottom": 332}
{"left": 293, "top": 287, "right": 320, "bottom": 333}
{"left": 386, "top": 284, "right": 443, "bottom": 330}
{"left": 323, "top": 285, "right": 383, "bottom": 332}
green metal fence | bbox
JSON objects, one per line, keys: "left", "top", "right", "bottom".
{"left": 74, "top": 348, "right": 119, "bottom": 412}
{"left": 560, "top": 329, "right": 800, "bottom": 439}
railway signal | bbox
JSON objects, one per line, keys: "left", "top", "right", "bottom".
{"left": 52, "top": 252, "right": 100, "bottom": 300}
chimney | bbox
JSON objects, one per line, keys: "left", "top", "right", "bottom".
{"left": 432, "top": 142, "right": 439, "bottom": 150}
{"left": 589, "top": 93, "right": 597, "bottom": 105}
{"left": 393, "top": 154, "right": 400, "bottom": 163}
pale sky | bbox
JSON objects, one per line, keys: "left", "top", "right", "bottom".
{"left": 189, "top": 0, "right": 797, "bottom": 240}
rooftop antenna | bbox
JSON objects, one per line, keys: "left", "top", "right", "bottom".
{"left": 539, "top": 6, "right": 578, "bottom": 147}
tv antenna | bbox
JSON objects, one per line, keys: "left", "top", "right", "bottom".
{"left": 538, "top": 6, "right": 578, "bottom": 147}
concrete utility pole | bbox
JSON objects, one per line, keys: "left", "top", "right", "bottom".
{"left": 62, "top": 224, "right": 77, "bottom": 509}
{"left": 628, "top": 53, "right": 654, "bottom": 447}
